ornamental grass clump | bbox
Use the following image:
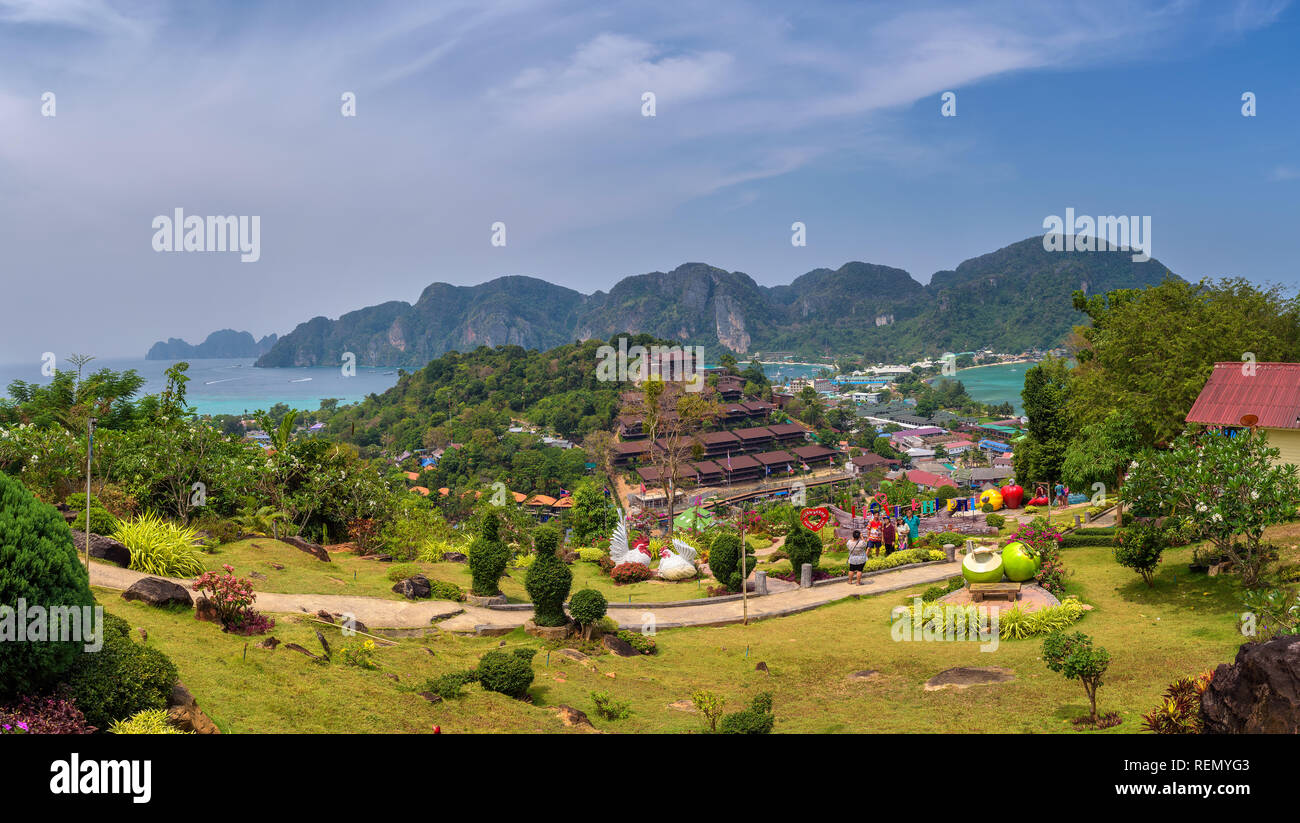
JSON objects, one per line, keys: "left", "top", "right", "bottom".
{"left": 114, "top": 512, "right": 206, "bottom": 578}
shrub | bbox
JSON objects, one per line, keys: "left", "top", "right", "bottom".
{"left": 719, "top": 691, "right": 774, "bottom": 734}
{"left": 0, "top": 473, "right": 95, "bottom": 697}
{"left": 475, "top": 650, "right": 535, "bottom": 699}
{"left": 66, "top": 631, "right": 179, "bottom": 730}
{"left": 1141, "top": 671, "right": 1214, "bottom": 734}
{"left": 467, "top": 513, "right": 512, "bottom": 596}
{"left": 191, "top": 565, "right": 274, "bottom": 635}
{"left": 617, "top": 629, "right": 657, "bottom": 655}
{"left": 610, "top": 562, "right": 654, "bottom": 584}
{"left": 66, "top": 493, "right": 119, "bottom": 535}
{"left": 0, "top": 694, "right": 95, "bottom": 734}
{"left": 1042, "top": 631, "right": 1110, "bottom": 726}
{"left": 590, "top": 690, "right": 632, "bottom": 720}
{"left": 1113, "top": 522, "right": 1168, "bottom": 587}
{"left": 784, "top": 527, "right": 823, "bottom": 577}
{"left": 108, "top": 708, "right": 188, "bottom": 734}
{"left": 569, "top": 588, "right": 608, "bottom": 639}
{"left": 525, "top": 525, "right": 572, "bottom": 627}
{"left": 692, "top": 690, "right": 726, "bottom": 733}
{"left": 428, "top": 579, "right": 465, "bottom": 602}
{"left": 114, "top": 512, "right": 206, "bottom": 577}
{"left": 425, "top": 669, "right": 478, "bottom": 699}
{"left": 189, "top": 512, "right": 242, "bottom": 546}
{"left": 985, "top": 513, "right": 1005, "bottom": 528}
{"left": 1240, "top": 586, "right": 1300, "bottom": 640}
{"left": 708, "top": 531, "right": 755, "bottom": 592}
{"left": 577, "top": 547, "right": 606, "bottom": 563}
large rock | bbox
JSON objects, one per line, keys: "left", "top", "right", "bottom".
{"left": 121, "top": 577, "right": 193, "bottom": 608}
{"left": 70, "top": 530, "right": 131, "bottom": 568}
{"left": 194, "top": 595, "right": 221, "bottom": 623}
{"left": 554, "top": 705, "right": 595, "bottom": 730}
{"left": 166, "top": 682, "right": 220, "bottom": 734}
{"left": 281, "top": 535, "right": 330, "bottom": 562}
{"left": 1202, "top": 635, "right": 1300, "bottom": 734}
{"left": 602, "top": 634, "right": 639, "bottom": 657}
{"left": 923, "top": 666, "right": 1015, "bottom": 691}
{"left": 391, "top": 575, "right": 433, "bottom": 600}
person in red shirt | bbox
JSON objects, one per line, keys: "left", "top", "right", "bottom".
{"left": 882, "top": 516, "right": 897, "bottom": 556}
{"left": 866, "top": 514, "right": 884, "bottom": 558}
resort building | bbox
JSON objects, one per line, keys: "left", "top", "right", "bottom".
{"left": 1186, "top": 361, "right": 1300, "bottom": 467}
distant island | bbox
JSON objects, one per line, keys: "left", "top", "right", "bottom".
{"left": 146, "top": 329, "right": 279, "bottom": 360}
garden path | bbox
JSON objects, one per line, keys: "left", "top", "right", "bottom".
{"left": 89, "top": 557, "right": 962, "bottom": 633}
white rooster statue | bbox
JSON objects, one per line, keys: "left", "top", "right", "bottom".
{"left": 609, "top": 510, "right": 652, "bottom": 567}
{"left": 657, "top": 537, "right": 699, "bottom": 581}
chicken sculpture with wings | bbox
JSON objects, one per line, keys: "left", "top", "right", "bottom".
{"left": 657, "top": 538, "right": 699, "bottom": 580}
{"left": 609, "top": 510, "right": 652, "bottom": 567}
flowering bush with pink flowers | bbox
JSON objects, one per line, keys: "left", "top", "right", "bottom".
{"left": 192, "top": 565, "right": 275, "bottom": 635}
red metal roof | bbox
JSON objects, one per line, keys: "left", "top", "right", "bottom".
{"left": 1186, "top": 362, "right": 1300, "bottom": 430}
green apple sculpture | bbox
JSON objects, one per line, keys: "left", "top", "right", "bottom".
{"left": 1001, "top": 541, "right": 1039, "bottom": 582}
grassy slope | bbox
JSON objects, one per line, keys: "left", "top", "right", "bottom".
{"left": 98, "top": 526, "right": 1297, "bottom": 733}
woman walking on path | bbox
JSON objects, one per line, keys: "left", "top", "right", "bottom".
{"left": 846, "top": 529, "right": 869, "bottom": 585}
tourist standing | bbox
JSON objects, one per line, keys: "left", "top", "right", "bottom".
{"left": 903, "top": 510, "right": 920, "bottom": 544}
{"left": 882, "top": 516, "right": 897, "bottom": 556}
{"left": 866, "top": 514, "right": 884, "bottom": 558}
{"left": 846, "top": 529, "right": 868, "bottom": 585}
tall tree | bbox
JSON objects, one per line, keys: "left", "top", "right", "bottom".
{"left": 1016, "top": 356, "right": 1073, "bottom": 503}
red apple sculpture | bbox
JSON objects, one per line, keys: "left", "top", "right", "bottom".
{"left": 1000, "top": 483, "right": 1024, "bottom": 509}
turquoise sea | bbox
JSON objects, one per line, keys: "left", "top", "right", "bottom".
{"left": 0, "top": 357, "right": 401, "bottom": 417}
{"left": 0, "top": 356, "right": 1028, "bottom": 418}
{"left": 952, "top": 361, "right": 1031, "bottom": 414}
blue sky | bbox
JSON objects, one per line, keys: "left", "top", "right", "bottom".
{"left": 1, "top": 0, "right": 1297, "bottom": 358}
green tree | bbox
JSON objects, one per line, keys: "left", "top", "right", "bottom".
{"left": 524, "top": 525, "right": 572, "bottom": 627}
{"left": 567, "top": 479, "right": 607, "bottom": 545}
{"left": 1042, "top": 631, "right": 1110, "bottom": 725}
{"left": 1070, "top": 277, "right": 1300, "bottom": 445}
{"left": 1120, "top": 428, "right": 1300, "bottom": 587}
{"left": 1017, "top": 356, "right": 1073, "bottom": 506}
{"left": 468, "top": 511, "right": 512, "bottom": 596}
{"left": 1060, "top": 408, "right": 1145, "bottom": 522}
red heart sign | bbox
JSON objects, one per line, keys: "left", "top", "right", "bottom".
{"left": 800, "top": 507, "right": 830, "bottom": 532}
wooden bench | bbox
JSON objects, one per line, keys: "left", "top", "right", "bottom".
{"left": 969, "top": 582, "right": 1021, "bottom": 603}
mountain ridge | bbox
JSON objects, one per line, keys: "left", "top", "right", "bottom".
{"left": 151, "top": 236, "right": 1179, "bottom": 365}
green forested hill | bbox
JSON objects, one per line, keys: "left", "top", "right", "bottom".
{"left": 253, "top": 237, "right": 1178, "bottom": 366}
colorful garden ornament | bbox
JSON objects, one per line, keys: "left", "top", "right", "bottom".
{"left": 1000, "top": 541, "right": 1039, "bottom": 582}
{"left": 962, "top": 545, "right": 1004, "bottom": 584}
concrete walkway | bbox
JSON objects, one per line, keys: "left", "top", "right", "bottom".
{"left": 90, "top": 557, "right": 961, "bottom": 634}
{"left": 88, "top": 562, "right": 464, "bottom": 629}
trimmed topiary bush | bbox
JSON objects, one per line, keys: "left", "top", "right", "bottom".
{"left": 475, "top": 649, "right": 535, "bottom": 699}
{"left": 525, "top": 525, "right": 573, "bottom": 627}
{"left": 0, "top": 472, "right": 96, "bottom": 698}
{"left": 708, "top": 531, "right": 755, "bottom": 592}
{"left": 65, "top": 628, "right": 179, "bottom": 730}
{"left": 985, "top": 513, "right": 1005, "bottom": 528}
{"left": 784, "top": 527, "right": 822, "bottom": 576}
{"left": 467, "top": 512, "right": 511, "bottom": 596}
{"left": 569, "top": 588, "right": 608, "bottom": 639}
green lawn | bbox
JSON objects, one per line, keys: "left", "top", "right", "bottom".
{"left": 96, "top": 526, "right": 1283, "bottom": 733}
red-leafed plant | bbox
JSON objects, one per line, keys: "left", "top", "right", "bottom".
{"left": 610, "top": 562, "right": 654, "bottom": 584}
{"left": 192, "top": 565, "right": 275, "bottom": 635}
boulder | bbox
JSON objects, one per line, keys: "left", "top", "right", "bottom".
{"left": 255, "top": 636, "right": 281, "bottom": 650}
{"left": 442, "top": 552, "right": 468, "bottom": 563}
{"left": 166, "top": 682, "right": 220, "bottom": 734}
{"left": 121, "top": 577, "right": 193, "bottom": 608}
{"left": 315, "top": 610, "right": 335, "bottom": 623}
{"left": 554, "top": 648, "right": 589, "bottom": 663}
{"left": 194, "top": 595, "right": 221, "bottom": 623}
{"left": 1201, "top": 635, "right": 1300, "bottom": 734}
{"left": 602, "top": 634, "right": 639, "bottom": 657}
{"left": 392, "top": 574, "right": 433, "bottom": 600}
{"left": 554, "top": 705, "right": 595, "bottom": 729}
{"left": 70, "top": 530, "right": 131, "bottom": 568}
{"left": 281, "top": 535, "right": 330, "bottom": 562}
